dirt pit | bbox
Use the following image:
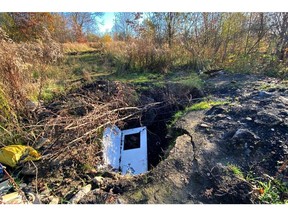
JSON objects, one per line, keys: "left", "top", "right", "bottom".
{"left": 13, "top": 79, "right": 204, "bottom": 204}
{"left": 14, "top": 74, "right": 287, "bottom": 204}
{"left": 123, "top": 105, "right": 177, "bottom": 170}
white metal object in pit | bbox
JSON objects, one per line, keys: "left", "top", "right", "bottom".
{"left": 102, "top": 126, "right": 147, "bottom": 175}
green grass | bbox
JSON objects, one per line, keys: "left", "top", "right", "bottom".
{"left": 169, "top": 99, "right": 229, "bottom": 127}
{"left": 242, "top": 169, "right": 288, "bottom": 204}
{"left": 40, "top": 82, "right": 65, "bottom": 102}
{"left": 227, "top": 164, "right": 245, "bottom": 179}
{"left": 227, "top": 165, "right": 288, "bottom": 203}
{"left": 169, "top": 71, "right": 204, "bottom": 89}
{"left": 257, "top": 179, "right": 288, "bottom": 204}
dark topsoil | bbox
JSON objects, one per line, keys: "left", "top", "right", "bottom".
{"left": 11, "top": 72, "right": 288, "bottom": 204}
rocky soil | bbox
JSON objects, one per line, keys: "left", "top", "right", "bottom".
{"left": 79, "top": 72, "right": 288, "bottom": 204}
{"left": 4, "top": 72, "right": 287, "bottom": 204}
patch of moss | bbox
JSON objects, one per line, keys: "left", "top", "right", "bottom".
{"left": 186, "top": 100, "right": 227, "bottom": 111}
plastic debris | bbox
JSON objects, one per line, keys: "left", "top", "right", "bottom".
{"left": 69, "top": 184, "right": 92, "bottom": 204}
{"left": 0, "top": 145, "right": 41, "bottom": 167}
{"left": 0, "top": 192, "right": 24, "bottom": 204}
{"left": 0, "top": 179, "right": 12, "bottom": 195}
{"left": 0, "top": 163, "right": 29, "bottom": 204}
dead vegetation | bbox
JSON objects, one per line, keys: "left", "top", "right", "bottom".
{"left": 25, "top": 81, "right": 138, "bottom": 164}
{"left": 0, "top": 27, "right": 63, "bottom": 145}
{"left": 10, "top": 80, "right": 171, "bottom": 202}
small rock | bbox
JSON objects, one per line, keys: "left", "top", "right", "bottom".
{"left": 20, "top": 162, "right": 37, "bottom": 176}
{"left": 279, "top": 96, "right": 288, "bottom": 105}
{"left": 116, "top": 198, "right": 127, "bottom": 204}
{"left": 200, "top": 123, "right": 210, "bottom": 128}
{"left": 25, "top": 100, "right": 38, "bottom": 111}
{"left": 92, "top": 176, "right": 104, "bottom": 188}
{"left": 232, "top": 129, "right": 260, "bottom": 145}
{"left": 49, "top": 196, "right": 59, "bottom": 204}
{"left": 255, "top": 111, "right": 282, "bottom": 126}
{"left": 245, "top": 148, "right": 251, "bottom": 156}
{"left": 246, "top": 117, "right": 252, "bottom": 121}
{"left": 279, "top": 111, "right": 288, "bottom": 117}
{"left": 276, "top": 104, "right": 286, "bottom": 109}
{"left": 35, "top": 137, "right": 50, "bottom": 150}
{"left": 50, "top": 158, "right": 62, "bottom": 167}
{"left": 69, "top": 184, "right": 92, "bottom": 204}
{"left": 271, "top": 128, "right": 275, "bottom": 131}
{"left": 258, "top": 91, "right": 273, "bottom": 98}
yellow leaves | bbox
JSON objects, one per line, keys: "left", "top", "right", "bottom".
{"left": 101, "top": 34, "right": 112, "bottom": 44}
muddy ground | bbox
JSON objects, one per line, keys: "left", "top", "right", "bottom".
{"left": 5, "top": 72, "right": 287, "bottom": 204}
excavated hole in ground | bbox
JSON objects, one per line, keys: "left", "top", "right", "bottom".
{"left": 122, "top": 105, "right": 178, "bottom": 170}
{"left": 122, "top": 86, "right": 204, "bottom": 170}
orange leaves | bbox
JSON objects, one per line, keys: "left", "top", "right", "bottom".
{"left": 5, "top": 13, "right": 57, "bottom": 42}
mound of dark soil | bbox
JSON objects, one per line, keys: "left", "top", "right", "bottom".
{"left": 99, "top": 73, "right": 288, "bottom": 204}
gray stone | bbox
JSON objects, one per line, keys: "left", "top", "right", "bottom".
{"left": 278, "top": 96, "right": 288, "bottom": 105}
{"left": 35, "top": 137, "right": 50, "bottom": 150}
{"left": 232, "top": 129, "right": 260, "bottom": 144}
{"left": 69, "top": 184, "right": 92, "bottom": 204}
{"left": 258, "top": 91, "right": 273, "bottom": 98}
{"left": 25, "top": 100, "right": 38, "bottom": 111}
{"left": 255, "top": 111, "right": 282, "bottom": 126}
{"left": 20, "top": 162, "right": 37, "bottom": 176}
{"left": 92, "top": 176, "right": 104, "bottom": 187}
{"left": 200, "top": 123, "right": 210, "bottom": 128}
{"left": 279, "top": 111, "right": 288, "bottom": 117}
{"left": 49, "top": 196, "right": 60, "bottom": 204}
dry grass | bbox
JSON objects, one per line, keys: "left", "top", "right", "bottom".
{"left": 62, "top": 42, "right": 95, "bottom": 54}
{"left": 0, "top": 27, "right": 63, "bottom": 145}
{"left": 104, "top": 39, "right": 175, "bottom": 74}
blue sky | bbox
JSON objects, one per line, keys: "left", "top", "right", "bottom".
{"left": 99, "top": 12, "right": 114, "bottom": 33}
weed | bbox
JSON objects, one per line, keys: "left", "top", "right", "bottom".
{"left": 81, "top": 163, "right": 95, "bottom": 173}
{"left": 169, "top": 111, "right": 185, "bottom": 127}
{"left": 257, "top": 179, "right": 288, "bottom": 204}
{"left": 258, "top": 83, "right": 273, "bottom": 91}
{"left": 109, "top": 72, "right": 164, "bottom": 84}
{"left": 227, "top": 164, "right": 245, "bottom": 179}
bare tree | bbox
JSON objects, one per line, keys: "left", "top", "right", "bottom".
{"left": 65, "top": 12, "right": 104, "bottom": 42}
{"left": 112, "top": 12, "right": 137, "bottom": 40}
{"left": 269, "top": 12, "right": 288, "bottom": 60}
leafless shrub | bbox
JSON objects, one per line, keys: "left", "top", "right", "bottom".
{"left": 105, "top": 39, "right": 175, "bottom": 73}
{"left": 25, "top": 81, "right": 141, "bottom": 167}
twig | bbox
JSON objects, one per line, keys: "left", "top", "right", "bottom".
{"left": 30, "top": 161, "right": 42, "bottom": 204}
{"left": 1, "top": 165, "right": 29, "bottom": 204}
